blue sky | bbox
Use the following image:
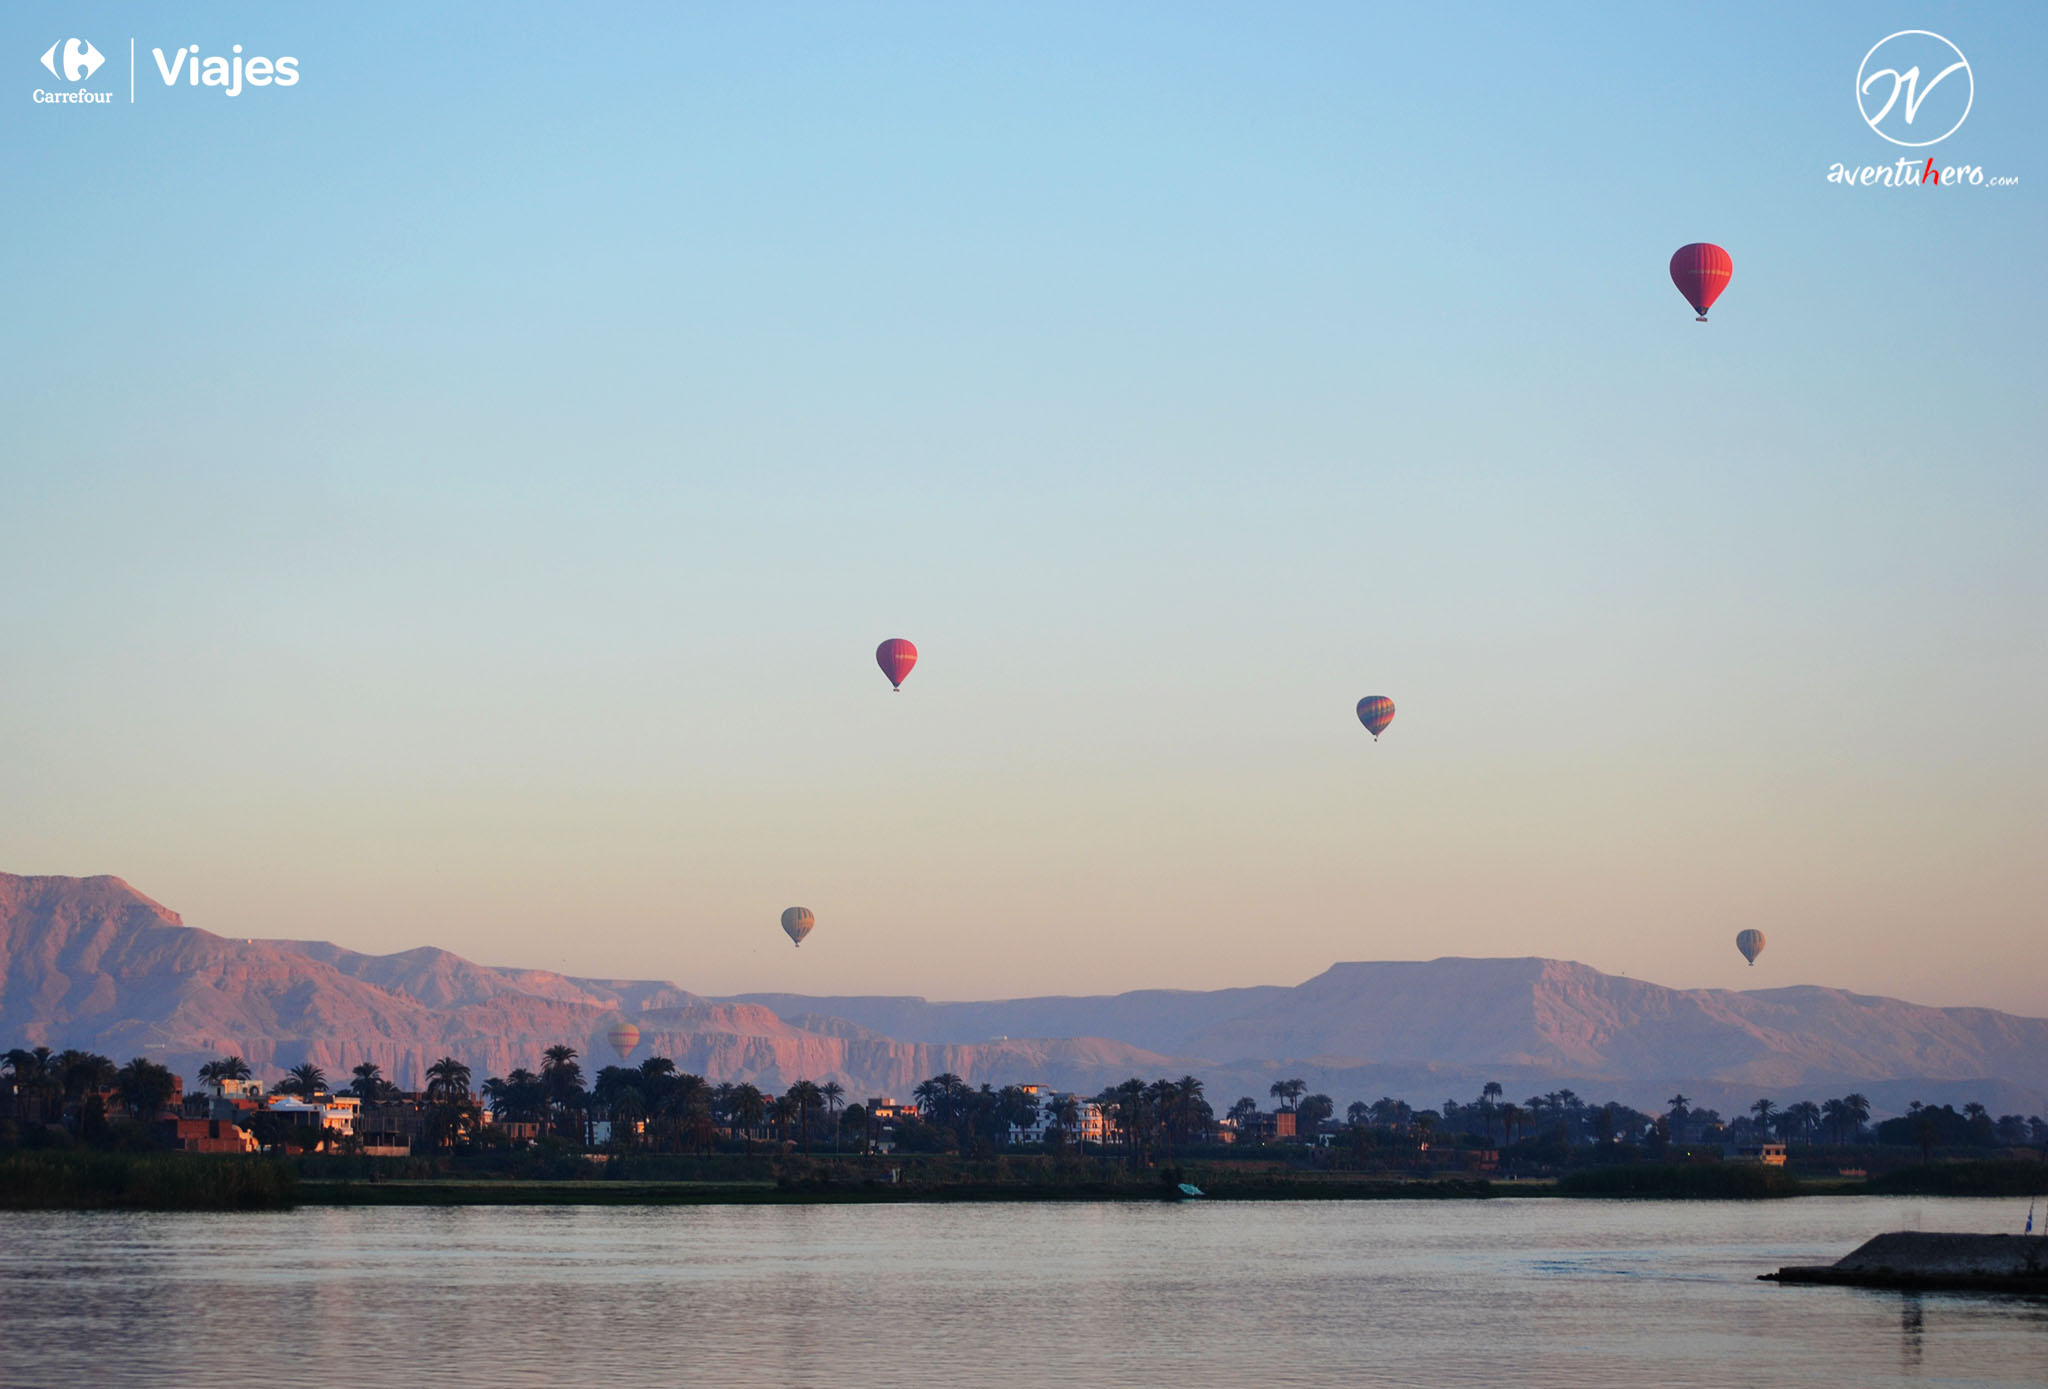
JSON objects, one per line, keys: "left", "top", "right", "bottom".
{"left": 3, "top": 3, "right": 2044, "bottom": 1008}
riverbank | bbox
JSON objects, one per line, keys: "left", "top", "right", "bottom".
{"left": 7, "top": 1149, "right": 2042, "bottom": 1210}
{"left": 295, "top": 1174, "right": 1503, "bottom": 1206}
{"left": 0, "top": 1150, "right": 296, "bottom": 1210}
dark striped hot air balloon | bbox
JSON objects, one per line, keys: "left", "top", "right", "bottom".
{"left": 1670, "top": 243, "right": 1732, "bottom": 322}
{"left": 781, "top": 907, "right": 815, "bottom": 947}
{"left": 606, "top": 1020, "right": 641, "bottom": 1061}
{"left": 1357, "top": 696, "right": 1395, "bottom": 741}
{"left": 1735, "top": 929, "right": 1766, "bottom": 966}
{"left": 876, "top": 638, "right": 918, "bottom": 691}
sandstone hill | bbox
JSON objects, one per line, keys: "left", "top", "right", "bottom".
{"left": 4, "top": 872, "right": 2043, "bottom": 1117}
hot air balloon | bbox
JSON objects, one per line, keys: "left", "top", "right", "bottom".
{"left": 876, "top": 638, "right": 917, "bottom": 691}
{"left": 1735, "top": 929, "right": 1766, "bottom": 967}
{"left": 1670, "top": 243, "right": 1732, "bottom": 322}
{"left": 1357, "top": 696, "right": 1395, "bottom": 741}
{"left": 607, "top": 1020, "right": 641, "bottom": 1061}
{"left": 781, "top": 907, "right": 815, "bottom": 947}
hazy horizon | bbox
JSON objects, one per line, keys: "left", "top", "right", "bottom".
{"left": 5, "top": 6, "right": 2044, "bottom": 1012}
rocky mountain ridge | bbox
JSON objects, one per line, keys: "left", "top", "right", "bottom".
{"left": 4, "top": 872, "right": 2042, "bottom": 1117}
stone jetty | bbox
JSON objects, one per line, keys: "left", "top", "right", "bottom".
{"left": 1765, "top": 1232, "right": 2048, "bottom": 1292}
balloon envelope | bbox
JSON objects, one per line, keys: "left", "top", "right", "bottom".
{"left": 876, "top": 638, "right": 918, "bottom": 690}
{"left": 1670, "top": 243, "right": 1732, "bottom": 319}
{"left": 781, "top": 907, "right": 815, "bottom": 947}
{"left": 1357, "top": 696, "right": 1396, "bottom": 739}
{"left": 1735, "top": 929, "right": 1766, "bottom": 966}
{"left": 606, "top": 1021, "right": 641, "bottom": 1061}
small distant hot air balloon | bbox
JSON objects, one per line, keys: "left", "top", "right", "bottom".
{"left": 607, "top": 1020, "right": 641, "bottom": 1061}
{"left": 1357, "top": 696, "right": 1395, "bottom": 741}
{"left": 876, "top": 638, "right": 917, "bottom": 691}
{"left": 781, "top": 907, "right": 815, "bottom": 947}
{"left": 1735, "top": 929, "right": 1766, "bottom": 967}
{"left": 1670, "top": 243, "right": 1732, "bottom": 322}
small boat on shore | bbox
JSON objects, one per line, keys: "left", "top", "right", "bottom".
{"left": 1764, "top": 1232, "right": 2048, "bottom": 1294}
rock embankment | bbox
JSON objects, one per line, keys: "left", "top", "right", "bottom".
{"left": 1766, "top": 1232, "right": 2048, "bottom": 1292}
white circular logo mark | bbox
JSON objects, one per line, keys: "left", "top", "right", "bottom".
{"left": 1857, "top": 31, "right": 1973, "bottom": 147}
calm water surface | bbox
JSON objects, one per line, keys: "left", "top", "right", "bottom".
{"left": 5, "top": 1197, "right": 2047, "bottom": 1386}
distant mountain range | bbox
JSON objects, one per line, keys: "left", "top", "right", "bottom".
{"left": 4, "top": 871, "right": 2043, "bottom": 1119}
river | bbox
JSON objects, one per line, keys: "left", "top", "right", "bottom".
{"left": 4, "top": 1196, "right": 2045, "bottom": 1386}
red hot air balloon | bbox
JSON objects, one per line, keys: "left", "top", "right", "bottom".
{"left": 876, "top": 638, "right": 917, "bottom": 691}
{"left": 1357, "top": 696, "right": 1395, "bottom": 740}
{"left": 1669, "top": 243, "right": 1732, "bottom": 322}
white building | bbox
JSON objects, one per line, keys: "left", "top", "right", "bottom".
{"left": 264, "top": 1095, "right": 359, "bottom": 1138}
{"left": 1007, "top": 1086, "right": 1109, "bottom": 1146}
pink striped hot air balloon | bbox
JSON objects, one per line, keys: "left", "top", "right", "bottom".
{"left": 1357, "top": 696, "right": 1395, "bottom": 741}
{"left": 1669, "top": 243, "right": 1732, "bottom": 322}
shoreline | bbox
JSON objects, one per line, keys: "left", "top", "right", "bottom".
{"left": 6, "top": 1149, "right": 2040, "bottom": 1211}
{"left": 293, "top": 1176, "right": 1510, "bottom": 1207}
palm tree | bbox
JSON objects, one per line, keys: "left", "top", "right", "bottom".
{"left": 820, "top": 1081, "right": 846, "bottom": 1153}
{"left": 609, "top": 1086, "right": 646, "bottom": 1148}
{"left": 277, "top": 1063, "right": 328, "bottom": 1099}
{"left": 729, "top": 1083, "right": 766, "bottom": 1155}
{"left": 56, "top": 1050, "right": 118, "bottom": 1108}
{"left": 1175, "top": 1075, "right": 1207, "bottom": 1145}
{"left": 1476, "top": 1081, "right": 1503, "bottom": 1141}
{"left": 1269, "top": 1078, "right": 1306, "bottom": 1112}
{"left": 1783, "top": 1100, "right": 1821, "bottom": 1147}
{"left": 1841, "top": 1093, "right": 1871, "bottom": 1142}
{"left": 425, "top": 1057, "right": 472, "bottom": 1102}
{"left": 347, "top": 1061, "right": 394, "bottom": 1102}
{"left": 197, "top": 1055, "right": 252, "bottom": 1088}
{"left": 541, "top": 1045, "right": 584, "bottom": 1140}
{"left": 914, "top": 1074, "right": 968, "bottom": 1130}
{"left": 1499, "top": 1102, "right": 1522, "bottom": 1146}
{"left": 1046, "top": 1095, "right": 1082, "bottom": 1152}
{"left": 114, "top": 1057, "right": 177, "bottom": 1120}
{"left": 5, "top": 1047, "right": 57, "bottom": 1124}
{"left": 681, "top": 1084, "right": 718, "bottom": 1155}
{"left": 787, "top": 1080, "right": 822, "bottom": 1152}
{"left": 1749, "top": 1097, "right": 1776, "bottom": 1138}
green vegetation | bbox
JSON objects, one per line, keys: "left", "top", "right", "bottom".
{"left": 0, "top": 1149, "right": 296, "bottom": 1210}
{"left": 1557, "top": 1162, "right": 1801, "bottom": 1199}
{"left": 12, "top": 1038, "right": 2048, "bottom": 1209}
{"left": 1865, "top": 1160, "right": 2048, "bottom": 1197}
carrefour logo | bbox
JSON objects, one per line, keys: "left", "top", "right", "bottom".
{"left": 40, "top": 38, "right": 105, "bottom": 82}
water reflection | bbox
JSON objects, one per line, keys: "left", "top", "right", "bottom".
{"left": 3, "top": 1198, "right": 2045, "bottom": 1388}
{"left": 1900, "top": 1294, "right": 1925, "bottom": 1371}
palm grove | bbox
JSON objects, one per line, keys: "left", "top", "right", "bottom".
{"left": 9, "top": 1039, "right": 2047, "bottom": 1168}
